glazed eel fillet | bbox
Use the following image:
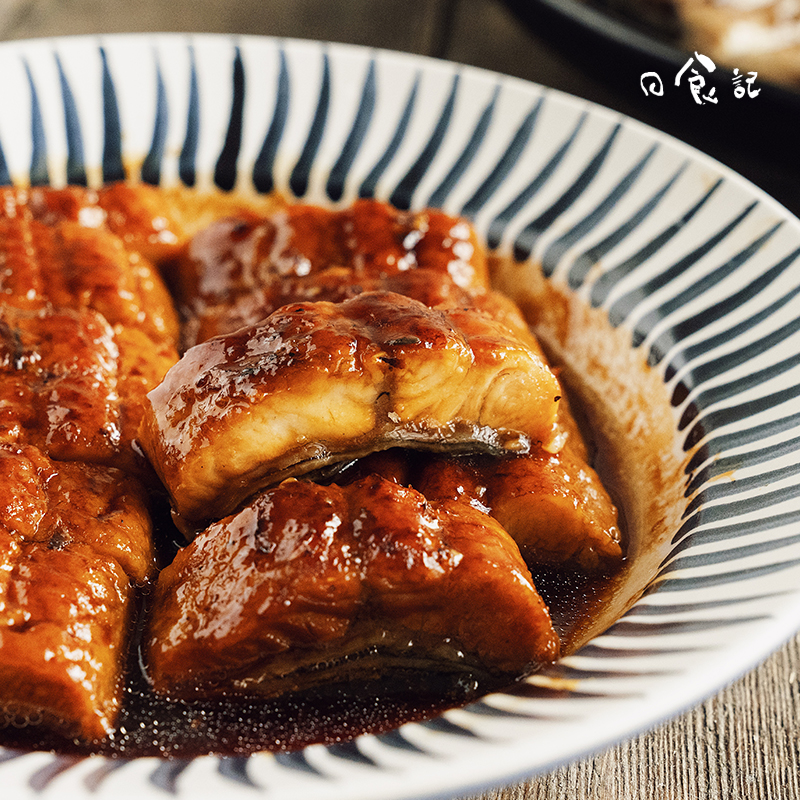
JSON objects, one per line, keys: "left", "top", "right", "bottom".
{"left": 139, "top": 290, "right": 564, "bottom": 526}
{"left": 0, "top": 189, "right": 181, "bottom": 474}
{"left": 0, "top": 304, "right": 178, "bottom": 476}
{"left": 0, "top": 443, "right": 155, "bottom": 740}
{"left": 14, "top": 182, "right": 280, "bottom": 264}
{"left": 0, "top": 186, "right": 175, "bottom": 740}
{"left": 168, "top": 198, "right": 490, "bottom": 348}
{"left": 332, "top": 443, "right": 623, "bottom": 574}
{"left": 415, "top": 447, "right": 622, "bottom": 572}
{"left": 145, "top": 475, "right": 559, "bottom": 699}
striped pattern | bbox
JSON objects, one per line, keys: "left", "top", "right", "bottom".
{"left": 1, "top": 33, "right": 800, "bottom": 800}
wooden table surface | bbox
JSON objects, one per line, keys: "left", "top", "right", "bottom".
{"left": 3, "top": 2, "right": 800, "bottom": 799}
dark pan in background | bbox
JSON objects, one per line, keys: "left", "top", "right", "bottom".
{"left": 503, "top": 0, "right": 800, "bottom": 216}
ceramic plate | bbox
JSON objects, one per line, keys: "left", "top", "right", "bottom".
{"left": 2, "top": 32, "right": 800, "bottom": 800}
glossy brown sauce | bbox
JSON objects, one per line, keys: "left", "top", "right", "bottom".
{"left": 0, "top": 187, "right": 686, "bottom": 759}
{"left": 0, "top": 578, "right": 624, "bottom": 759}
{"left": 0, "top": 405, "right": 626, "bottom": 760}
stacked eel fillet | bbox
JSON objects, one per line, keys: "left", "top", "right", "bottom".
{"left": 0, "top": 185, "right": 623, "bottom": 744}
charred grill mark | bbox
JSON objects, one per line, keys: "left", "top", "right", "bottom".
{"left": 386, "top": 336, "right": 421, "bottom": 346}
{"left": 48, "top": 526, "right": 73, "bottom": 551}
{"left": 0, "top": 321, "right": 27, "bottom": 371}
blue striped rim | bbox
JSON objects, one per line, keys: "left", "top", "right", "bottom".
{"left": 682, "top": 381, "right": 800, "bottom": 452}
{"left": 463, "top": 701, "right": 530, "bottom": 718}
{"left": 140, "top": 53, "right": 168, "bottom": 186}
{"left": 672, "top": 481, "right": 800, "bottom": 545}
{"left": 685, "top": 408, "right": 800, "bottom": 477}
{"left": 577, "top": 643, "right": 699, "bottom": 658}
{"left": 28, "top": 757, "right": 79, "bottom": 792}
{"left": 149, "top": 759, "right": 192, "bottom": 793}
{"left": 179, "top": 45, "right": 200, "bottom": 188}
{"left": 663, "top": 531, "right": 800, "bottom": 577}
{"left": 512, "top": 123, "right": 622, "bottom": 263}
{"left": 56, "top": 54, "right": 87, "bottom": 186}
{"left": 667, "top": 250, "right": 800, "bottom": 401}
{"left": 460, "top": 98, "right": 542, "bottom": 220}
{"left": 685, "top": 435, "right": 800, "bottom": 496}
{"left": 486, "top": 111, "right": 588, "bottom": 251}
{"left": 566, "top": 161, "right": 687, "bottom": 290}
{"left": 462, "top": 700, "right": 594, "bottom": 719}
{"left": 100, "top": 47, "right": 125, "bottom": 183}
{"left": 540, "top": 143, "right": 657, "bottom": 279}
{"left": 684, "top": 447, "right": 800, "bottom": 516}
{"left": 376, "top": 729, "right": 429, "bottom": 753}
{"left": 649, "top": 558, "right": 800, "bottom": 592}
{"left": 327, "top": 742, "right": 378, "bottom": 766}
{"left": 359, "top": 72, "right": 419, "bottom": 199}
{"left": 622, "top": 594, "right": 784, "bottom": 614}
{"left": 644, "top": 222, "right": 778, "bottom": 363}
{"left": 645, "top": 222, "right": 784, "bottom": 368}
{"left": 683, "top": 465, "right": 800, "bottom": 528}
{"left": 610, "top": 200, "right": 759, "bottom": 335}
{"left": 214, "top": 46, "right": 245, "bottom": 192}
{"left": 605, "top": 616, "right": 769, "bottom": 636}
{"left": 670, "top": 510, "right": 800, "bottom": 556}
{"left": 24, "top": 60, "right": 49, "bottom": 186}
{"left": 273, "top": 751, "right": 325, "bottom": 775}
{"left": 83, "top": 760, "right": 129, "bottom": 793}
{"left": 679, "top": 351, "right": 800, "bottom": 433}
{"left": 419, "top": 716, "right": 482, "bottom": 737}
{"left": 326, "top": 58, "right": 376, "bottom": 202}
{"left": 0, "top": 138, "right": 9, "bottom": 185}
{"left": 252, "top": 48, "right": 289, "bottom": 194}
{"left": 693, "top": 479, "right": 800, "bottom": 526}
{"left": 216, "top": 757, "right": 256, "bottom": 787}
{"left": 545, "top": 663, "right": 678, "bottom": 678}
{"left": 389, "top": 72, "right": 460, "bottom": 211}
{"left": 425, "top": 83, "right": 500, "bottom": 209}
{"left": 289, "top": 51, "right": 330, "bottom": 198}
{"left": 589, "top": 178, "right": 723, "bottom": 310}
{"left": 508, "top": 682, "right": 642, "bottom": 700}
{"left": 675, "top": 484, "right": 800, "bottom": 541}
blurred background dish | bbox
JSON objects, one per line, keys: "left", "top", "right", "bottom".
{"left": 507, "top": 0, "right": 800, "bottom": 90}
{"left": 503, "top": 0, "right": 800, "bottom": 221}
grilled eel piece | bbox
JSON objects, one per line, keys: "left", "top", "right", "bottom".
{"left": 139, "top": 290, "right": 564, "bottom": 528}
{"left": 414, "top": 448, "right": 622, "bottom": 573}
{"left": 325, "top": 441, "right": 622, "bottom": 574}
{"left": 0, "top": 304, "right": 176, "bottom": 476}
{"left": 0, "top": 190, "right": 181, "bottom": 474}
{"left": 0, "top": 443, "right": 155, "bottom": 741}
{"left": 11, "top": 182, "right": 280, "bottom": 264}
{"left": 145, "top": 474, "right": 559, "bottom": 699}
{"left": 166, "top": 198, "right": 489, "bottom": 349}
{"left": 0, "top": 188, "right": 179, "bottom": 344}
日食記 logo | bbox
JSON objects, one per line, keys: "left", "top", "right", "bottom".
{"left": 640, "top": 52, "right": 761, "bottom": 105}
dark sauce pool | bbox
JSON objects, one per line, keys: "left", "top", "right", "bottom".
{"left": 0, "top": 428, "right": 627, "bottom": 759}
{"left": 0, "top": 563, "right": 622, "bottom": 759}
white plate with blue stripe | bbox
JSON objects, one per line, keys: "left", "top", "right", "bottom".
{"left": 2, "top": 32, "right": 800, "bottom": 800}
